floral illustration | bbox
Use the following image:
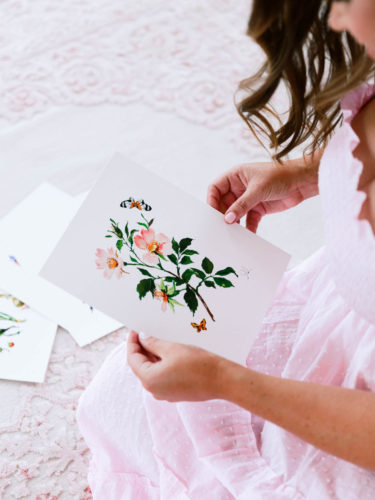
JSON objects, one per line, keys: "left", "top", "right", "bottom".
{"left": 154, "top": 279, "right": 184, "bottom": 312}
{"left": 95, "top": 247, "right": 128, "bottom": 279}
{"left": 0, "top": 294, "right": 26, "bottom": 353}
{"left": 95, "top": 207, "right": 238, "bottom": 323}
{"left": 134, "top": 228, "right": 173, "bottom": 264}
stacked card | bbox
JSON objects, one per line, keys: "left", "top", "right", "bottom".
{"left": 0, "top": 184, "right": 122, "bottom": 382}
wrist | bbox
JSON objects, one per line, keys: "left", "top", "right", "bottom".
{"left": 284, "top": 152, "right": 321, "bottom": 198}
{"left": 214, "top": 356, "right": 259, "bottom": 406}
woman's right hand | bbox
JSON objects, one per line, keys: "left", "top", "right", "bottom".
{"left": 207, "top": 157, "right": 320, "bottom": 233}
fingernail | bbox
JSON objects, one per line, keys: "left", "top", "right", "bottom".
{"left": 224, "top": 211, "right": 236, "bottom": 224}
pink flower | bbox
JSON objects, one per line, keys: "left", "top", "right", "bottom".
{"left": 134, "top": 228, "right": 172, "bottom": 264}
{"left": 95, "top": 247, "right": 125, "bottom": 279}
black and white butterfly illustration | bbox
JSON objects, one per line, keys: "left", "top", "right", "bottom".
{"left": 120, "top": 197, "right": 152, "bottom": 211}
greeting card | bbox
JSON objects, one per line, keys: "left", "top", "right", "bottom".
{"left": 0, "top": 184, "right": 122, "bottom": 346}
{"left": 0, "top": 289, "right": 56, "bottom": 383}
{"left": 41, "top": 154, "right": 290, "bottom": 365}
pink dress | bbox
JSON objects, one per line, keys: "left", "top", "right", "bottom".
{"left": 76, "top": 83, "right": 375, "bottom": 500}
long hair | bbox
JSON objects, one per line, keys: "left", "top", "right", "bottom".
{"left": 236, "top": 0, "right": 375, "bottom": 161}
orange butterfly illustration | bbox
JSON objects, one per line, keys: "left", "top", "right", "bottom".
{"left": 191, "top": 318, "right": 207, "bottom": 333}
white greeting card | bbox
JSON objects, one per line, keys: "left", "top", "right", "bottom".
{"left": 0, "top": 184, "right": 122, "bottom": 346}
{"left": 0, "top": 183, "right": 78, "bottom": 274}
{"left": 41, "top": 153, "right": 290, "bottom": 365}
{"left": 0, "top": 289, "right": 57, "bottom": 383}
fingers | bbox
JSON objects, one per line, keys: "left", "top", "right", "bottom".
{"left": 245, "top": 209, "right": 262, "bottom": 233}
{"left": 207, "top": 171, "right": 242, "bottom": 214}
{"left": 127, "top": 330, "right": 155, "bottom": 376}
{"left": 224, "top": 186, "right": 262, "bottom": 224}
{"left": 207, "top": 173, "right": 231, "bottom": 210}
{"left": 139, "top": 334, "right": 171, "bottom": 357}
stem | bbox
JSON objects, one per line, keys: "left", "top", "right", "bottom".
{"left": 187, "top": 284, "right": 215, "bottom": 322}
{"left": 140, "top": 213, "right": 150, "bottom": 228}
{"left": 196, "top": 275, "right": 213, "bottom": 292}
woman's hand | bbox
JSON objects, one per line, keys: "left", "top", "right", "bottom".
{"left": 126, "top": 330, "right": 228, "bottom": 402}
{"left": 207, "top": 156, "right": 321, "bottom": 232}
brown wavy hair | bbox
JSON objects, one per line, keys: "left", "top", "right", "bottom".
{"left": 236, "top": 0, "right": 375, "bottom": 161}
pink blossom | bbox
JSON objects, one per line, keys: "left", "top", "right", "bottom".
{"left": 134, "top": 228, "right": 172, "bottom": 264}
{"left": 95, "top": 247, "right": 125, "bottom": 279}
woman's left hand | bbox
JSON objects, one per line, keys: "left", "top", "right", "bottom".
{"left": 126, "top": 330, "right": 228, "bottom": 402}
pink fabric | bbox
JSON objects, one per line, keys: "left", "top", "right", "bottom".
{"left": 76, "top": 83, "right": 375, "bottom": 499}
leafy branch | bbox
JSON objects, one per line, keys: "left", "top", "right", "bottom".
{"left": 102, "top": 213, "right": 238, "bottom": 321}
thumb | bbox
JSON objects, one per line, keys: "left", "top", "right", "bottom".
{"left": 224, "top": 186, "right": 263, "bottom": 224}
{"left": 139, "top": 333, "right": 170, "bottom": 357}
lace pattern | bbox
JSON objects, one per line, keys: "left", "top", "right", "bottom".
{"left": 0, "top": 0, "right": 265, "bottom": 154}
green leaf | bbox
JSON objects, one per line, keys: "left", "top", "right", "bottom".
{"left": 202, "top": 257, "right": 214, "bottom": 274}
{"left": 179, "top": 238, "right": 193, "bottom": 252}
{"left": 136, "top": 279, "right": 155, "bottom": 300}
{"left": 167, "top": 281, "right": 176, "bottom": 295}
{"left": 190, "top": 268, "right": 206, "bottom": 280}
{"left": 184, "top": 288, "right": 198, "bottom": 314}
{"left": 213, "top": 277, "right": 234, "bottom": 288}
{"left": 130, "top": 229, "right": 138, "bottom": 236}
{"left": 110, "top": 218, "right": 116, "bottom": 224}
{"left": 149, "top": 218, "right": 154, "bottom": 227}
{"left": 157, "top": 253, "right": 168, "bottom": 261}
{"left": 137, "top": 222, "right": 148, "bottom": 229}
{"left": 137, "top": 268, "right": 153, "bottom": 277}
{"left": 168, "top": 301, "right": 175, "bottom": 312}
{"left": 159, "top": 279, "right": 167, "bottom": 292}
{"left": 130, "top": 256, "right": 138, "bottom": 263}
{"left": 172, "top": 238, "right": 179, "bottom": 254}
{"left": 168, "top": 254, "right": 178, "bottom": 265}
{"left": 164, "top": 276, "right": 176, "bottom": 282}
{"left": 116, "top": 240, "right": 123, "bottom": 251}
{"left": 125, "top": 222, "right": 129, "bottom": 237}
{"left": 182, "top": 269, "right": 194, "bottom": 283}
{"left": 204, "top": 280, "right": 216, "bottom": 288}
{"left": 105, "top": 235, "right": 112, "bottom": 238}
{"left": 113, "top": 226, "right": 123, "bottom": 238}
{"left": 215, "top": 266, "right": 238, "bottom": 277}
{"left": 169, "top": 298, "right": 184, "bottom": 306}
{"left": 183, "top": 249, "right": 198, "bottom": 256}
{"left": 180, "top": 256, "right": 193, "bottom": 265}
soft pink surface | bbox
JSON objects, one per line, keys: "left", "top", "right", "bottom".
{"left": 77, "top": 84, "right": 375, "bottom": 499}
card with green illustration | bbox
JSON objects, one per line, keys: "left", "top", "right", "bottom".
{"left": 0, "top": 290, "right": 57, "bottom": 383}
{"left": 41, "top": 153, "right": 290, "bottom": 365}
